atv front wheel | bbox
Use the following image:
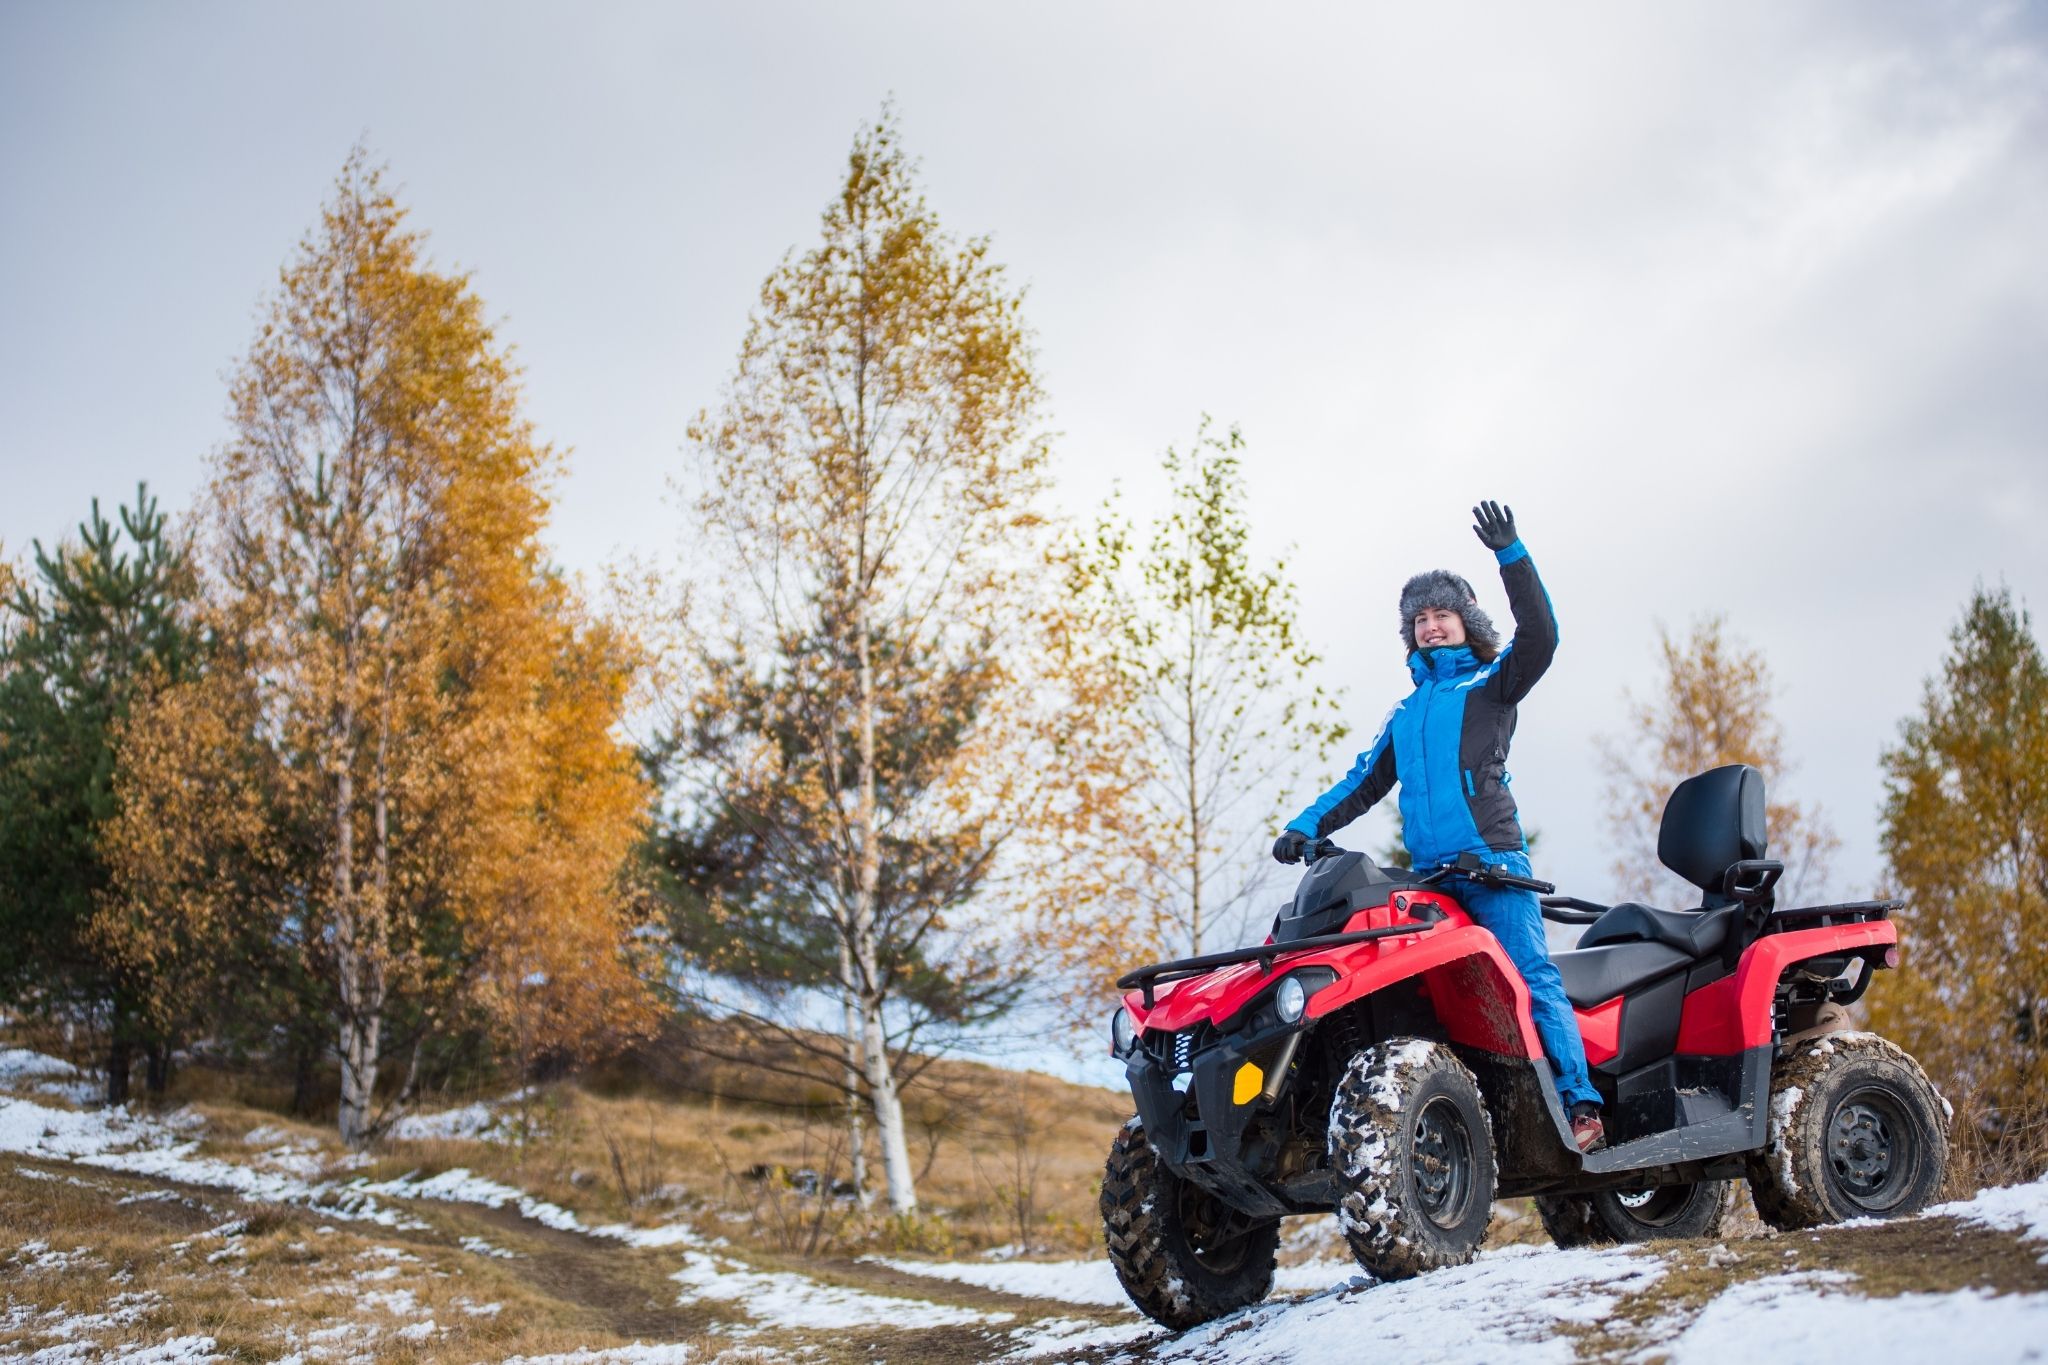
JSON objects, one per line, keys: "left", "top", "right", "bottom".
{"left": 1746, "top": 1032, "right": 1950, "bottom": 1230}
{"left": 1099, "top": 1117, "right": 1279, "bottom": 1329}
{"left": 1328, "top": 1039, "right": 1496, "bottom": 1279}
{"left": 1535, "top": 1180, "right": 1732, "bottom": 1247}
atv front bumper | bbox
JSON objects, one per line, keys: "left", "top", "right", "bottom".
{"left": 1125, "top": 1020, "right": 1308, "bottom": 1219}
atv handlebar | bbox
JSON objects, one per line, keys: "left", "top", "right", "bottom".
{"left": 1298, "top": 844, "right": 1558, "bottom": 895}
{"left": 1440, "top": 850, "right": 1556, "bottom": 895}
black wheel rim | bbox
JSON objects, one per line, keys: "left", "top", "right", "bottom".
{"left": 1827, "top": 1086, "right": 1917, "bottom": 1212}
{"left": 1175, "top": 1178, "right": 1256, "bottom": 1274}
{"left": 1412, "top": 1095, "right": 1476, "bottom": 1230}
{"left": 1612, "top": 1184, "right": 1703, "bottom": 1228}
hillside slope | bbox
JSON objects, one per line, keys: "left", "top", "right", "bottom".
{"left": 4, "top": 1044, "right": 2047, "bottom": 1363}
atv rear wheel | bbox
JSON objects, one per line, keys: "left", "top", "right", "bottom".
{"left": 1747, "top": 1032, "right": 1950, "bottom": 1231}
{"left": 1328, "top": 1039, "right": 1496, "bottom": 1280}
{"left": 1535, "top": 1180, "right": 1733, "bottom": 1247}
{"left": 1099, "top": 1117, "right": 1279, "bottom": 1329}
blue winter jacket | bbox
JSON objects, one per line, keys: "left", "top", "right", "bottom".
{"left": 1287, "top": 540, "right": 1558, "bottom": 869}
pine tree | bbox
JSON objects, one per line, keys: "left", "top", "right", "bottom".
{"left": 1599, "top": 616, "right": 1839, "bottom": 906}
{"left": 678, "top": 108, "right": 1134, "bottom": 1213}
{"left": 0, "top": 486, "right": 203, "bottom": 1100}
{"left": 1064, "top": 419, "right": 1345, "bottom": 959}
{"left": 1866, "top": 587, "right": 2048, "bottom": 1179}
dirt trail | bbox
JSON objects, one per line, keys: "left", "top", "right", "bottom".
{"left": 457, "top": 1203, "right": 722, "bottom": 1340}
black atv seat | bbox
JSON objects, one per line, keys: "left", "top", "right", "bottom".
{"left": 1552, "top": 941, "right": 1692, "bottom": 1008}
{"left": 1576, "top": 902, "right": 1737, "bottom": 959}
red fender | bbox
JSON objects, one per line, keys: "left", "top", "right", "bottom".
{"left": 1123, "top": 895, "right": 1543, "bottom": 1060}
{"left": 1675, "top": 920, "right": 1899, "bottom": 1054}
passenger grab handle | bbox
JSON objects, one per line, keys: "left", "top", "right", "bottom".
{"left": 1538, "top": 896, "right": 1608, "bottom": 924}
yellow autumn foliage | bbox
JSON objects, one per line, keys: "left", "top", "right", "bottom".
{"left": 1600, "top": 615, "right": 1840, "bottom": 907}
{"left": 95, "top": 148, "right": 653, "bottom": 1139}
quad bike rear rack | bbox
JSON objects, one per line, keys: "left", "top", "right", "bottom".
{"left": 1765, "top": 899, "right": 1900, "bottom": 927}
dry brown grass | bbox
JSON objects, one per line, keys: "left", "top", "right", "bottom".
{"left": 0, "top": 1159, "right": 727, "bottom": 1362}
{"left": 1, "top": 1018, "right": 1153, "bottom": 1363}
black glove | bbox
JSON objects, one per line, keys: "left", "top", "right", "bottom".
{"left": 1272, "top": 830, "right": 1310, "bottom": 864}
{"left": 1472, "top": 500, "right": 1518, "bottom": 552}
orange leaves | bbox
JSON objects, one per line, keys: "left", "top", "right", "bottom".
{"left": 1599, "top": 615, "right": 1839, "bottom": 906}
{"left": 96, "top": 146, "right": 655, "bottom": 1134}
{"left": 1866, "top": 588, "right": 2048, "bottom": 1176}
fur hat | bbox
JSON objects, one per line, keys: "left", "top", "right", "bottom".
{"left": 1399, "top": 570, "right": 1500, "bottom": 655}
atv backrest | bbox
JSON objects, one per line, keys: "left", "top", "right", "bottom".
{"left": 1658, "top": 764, "right": 1768, "bottom": 908}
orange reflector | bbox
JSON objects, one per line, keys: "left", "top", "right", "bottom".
{"left": 1233, "top": 1062, "right": 1264, "bottom": 1105}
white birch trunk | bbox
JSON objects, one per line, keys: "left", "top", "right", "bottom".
{"left": 853, "top": 610, "right": 917, "bottom": 1213}
{"left": 859, "top": 984, "right": 916, "bottom": 1214}
{"left": 838, "top": 941, "right": 872, "bottom": 1208}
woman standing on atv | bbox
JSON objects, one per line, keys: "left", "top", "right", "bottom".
{"left": 1272, "top": 501, "right": 1605, "bottom": 1151}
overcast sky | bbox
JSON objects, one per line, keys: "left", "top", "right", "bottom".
{"left": 4, "top": 1, "right": 2045, "bottom": 913}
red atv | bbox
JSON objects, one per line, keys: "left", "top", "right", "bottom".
{"left": 1099, "top": 764, "right": 1950, "bottom": 1329}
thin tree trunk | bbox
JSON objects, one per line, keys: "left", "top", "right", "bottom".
{"left": 144, "top": 1043, "right": 172, "bottom": 1098}
{"left": 858, "top": 984, "right": 915, "bottom": 1214}
{"left": 333, "top": 716, "right": 383, "bottom": 1145}
{"left": 838, "top": 941, "right": 872, "bottom": 1209}
{"left": 853, "top": 615, "right": 917, "bottom": 1213}
{"left": 105, "top": 1031, "right": 132, "bottom": 1107}
{"left": 291, "top": 1033, "right": 320, "bottom": 1117}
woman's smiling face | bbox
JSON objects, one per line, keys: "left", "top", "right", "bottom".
{"left": 1412, "top": 606, "right": 1467, "bottom": 649}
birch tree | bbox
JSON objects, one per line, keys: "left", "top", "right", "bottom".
{"left": 1064, "top": 421, "right": 1346, "bottom": 958}
{"left": 1599, "top": 615, "right": 1839, "bottom": 906}
{"left": 679, "top": 110, "right": 1130, "bottom": 1213}
{"left": 147, "top": 148, "right": 652, "bottom": 1141}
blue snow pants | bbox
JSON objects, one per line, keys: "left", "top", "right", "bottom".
{"left": 1447, "top": 851, "right": 1601, "bottom": 1109}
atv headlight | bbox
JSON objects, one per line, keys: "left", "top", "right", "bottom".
{"left": 1275, "top": 975, "right": 1307, "bottom": 1024}
{"left": 1111, "top": 1006, "right": 1137, "bottom": 1057}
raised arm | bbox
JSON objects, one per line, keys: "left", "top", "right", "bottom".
{"left": 1472, "top": 501, "right": 1557, "bottom": 705}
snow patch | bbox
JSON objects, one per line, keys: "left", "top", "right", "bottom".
{"left": 460, "top": 1234, "right": 520, "bottom": 1259}
{"left": 672, "top": 1249, "right": 1007, "bottom": 1332}
{"left": 998, "top": 1316, "right": 1156, "bottom": 1358}
{"left": 0, "top": 1047, "right": 98, "bottom": 1103}
{"left": 1146, "top": 1243, "right": 1661, "bottom": 1364}
{"left": 387, "top": 1095, "right": 532, "bottom": 1143}
{"left": 871, "top": 1255, "right": 1130, "bottom": 1307}
{"left": 352, "top": 1165, "right": 707, "bottom": 1248}
{"left": 1929, "top": 1173, "right": 2048, "bottom": 1254}
{"left": 875, "top": 1253, "right": 1359, "bottom": 1310}
{"left": 1651, "top": 1274, "right": 2048, "bottom": 1361}
{"left": 0, "top": 1094, "right": 423, "bottom": 1229}
{"left": 495, "top": 1347, "right": 695, "bottom": 1364}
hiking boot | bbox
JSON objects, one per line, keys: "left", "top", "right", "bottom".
{"left": 1570, "top": 1103, "right": 1606, "bottom": 1153}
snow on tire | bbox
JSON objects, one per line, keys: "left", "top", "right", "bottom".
{"left": 1328, "top": 1039, "right": 1495, "bottom": 1280}
{"left": 1099, "top": 1116, "right": 1278, "bottom": 1330}
{"left": 1746, "top": 1031, "right": 1950, "bottom": 1231}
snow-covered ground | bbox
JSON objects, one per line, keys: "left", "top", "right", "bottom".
{"left": 1648, "top": 1274, "right": 2048, "bottom": 1364}
{"left": 8, "top": 1040, "right": 2048, "bottom": 1364}
{"left": 873, "top": 1251, "right": 1361, "bottom": 1307}
{"left": 0, "top": 1046, "right": 100, "bottom": 1105}
{"left": 385, "top": 1090, "right": 537, "bottom": 1143}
